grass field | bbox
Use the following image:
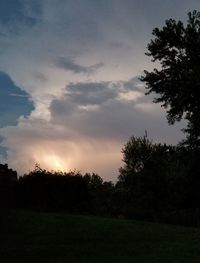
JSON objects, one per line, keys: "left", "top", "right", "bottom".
{"left": 1, "top": 210, "right": 200, "bottom": 263}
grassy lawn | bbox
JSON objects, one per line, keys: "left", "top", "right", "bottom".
{"left": 1, "top": 210, "right": 200, "bottom": 262}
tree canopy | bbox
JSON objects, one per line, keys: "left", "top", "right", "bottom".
{"left": 140, "top": 10, "right": 200, "bottom": 148}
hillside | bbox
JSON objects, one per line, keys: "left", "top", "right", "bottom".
{"left": 1, "top": 210, "right": 200, "bottom": 263}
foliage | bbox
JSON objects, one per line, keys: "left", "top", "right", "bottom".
{"left": 17, "top": 165, "right": 90, "bottom": 212}
{"left": 119, "top": 135, "right": 155, "bottom": 176}
{"left": 118, "top": 135, "right": 189, "bottom": 220}
{"left": 140, "top": 10, "right": 200, "bottom": 148}
{"left": 83, "top": 173, "right": 114, "bottom": 215}
{"left": 0, "top": 137, "right": 198, "bottom": 226}
{"left": 0, "top": 163, "right": 17, "bottom": 207}
{"left": 0, "top": 146, "right": 195, "bottom": 225}
{"left": 13, "top": 165, "right": 116, "bottom": 216}
{"left": 3, "top": 10, "right": 200, "bottom": 227}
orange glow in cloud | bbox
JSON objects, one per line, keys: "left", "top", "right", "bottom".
{"left": 3, "top": 136, "right": 122, "bottom": 181}
{"left": 42, "top": 154, "right": 66, "bottom": 172}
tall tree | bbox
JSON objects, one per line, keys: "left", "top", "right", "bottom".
{"left": 140, "top": 10, "right": 200, "bottom": 148}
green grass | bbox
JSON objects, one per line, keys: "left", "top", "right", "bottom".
{"left": 1, "top": 210, "right": 200, "bottom": 262}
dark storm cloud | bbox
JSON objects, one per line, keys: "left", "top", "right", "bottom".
{"left": 0, "top": 71, "right": 34, "bottom": 127}
{"left": 55, "top": 57, "right": 103, "bottom": 74}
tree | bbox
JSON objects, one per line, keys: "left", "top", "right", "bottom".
{"left": 0, "top": 164, "right": 17, "bottom": 207}
{"left": 140, "top": 10, "right": 200, "bottom": 148}
{"left": 118, "top": 135, "right": 189, "bottom": 221}
{"left": 17, "top": 165, "right": 90, "bottom": 212}
{"left": 119, "top": 135, "right": 155, "bottom": 176}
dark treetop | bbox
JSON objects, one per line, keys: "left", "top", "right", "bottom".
{"left": 141, "top": 10, "right": 200, "bottom": 148}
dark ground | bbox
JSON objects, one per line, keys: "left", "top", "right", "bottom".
{"left": 1, "top": 209, "right": 200, "bottom": 263}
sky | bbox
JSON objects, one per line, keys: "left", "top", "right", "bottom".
{"left": 0, "top": 0, "right": 199, "bottom": 181}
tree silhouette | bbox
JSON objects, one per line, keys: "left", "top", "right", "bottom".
{"left": 118, "top": 136, "right": 188, "bottom": 221}
{"left": 141, "top": 10, "right": 200, "bottom": 148}
{"left": 0, "top": 163, "right": 17, "bottom": 207}
{"left": 17, "top": 165, "right": 90, "bottom": 212}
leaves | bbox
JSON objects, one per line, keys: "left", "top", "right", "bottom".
{"left": 141, "top": 10, "right": 200, "bottom": 147}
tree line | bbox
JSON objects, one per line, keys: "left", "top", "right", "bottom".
{"left": 1, "top": 10, "right": 200, "bottom": 227}
{"left": 0, "top": 138, "right": 199, "bottom": 227}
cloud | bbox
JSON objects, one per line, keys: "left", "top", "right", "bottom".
{"left": 0, "top": 71, "right": 34, "bottom": 127}
{"left": 55, "top": 57, "right": 104, "bottom": 74}
{"left": 0, "top": 0, "right": 196, "bottom": 180}
{"left": 66, "top": 81, "right": 117, "bottom": 105}
{"left": 0, "top": 71, "right": 34, "bottom": 159}
{"left": 0, "top": 117, "right": 123, "bottom": 181}
{"left": 0, "top": 77, "right": 184, "bottom": 180}
{"left": 49, "top": 79, "right": 185, "bottom": 142}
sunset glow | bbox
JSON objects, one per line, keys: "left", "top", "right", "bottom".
{"left": 42, "top": 155, "right": 66, "bottom": 172}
